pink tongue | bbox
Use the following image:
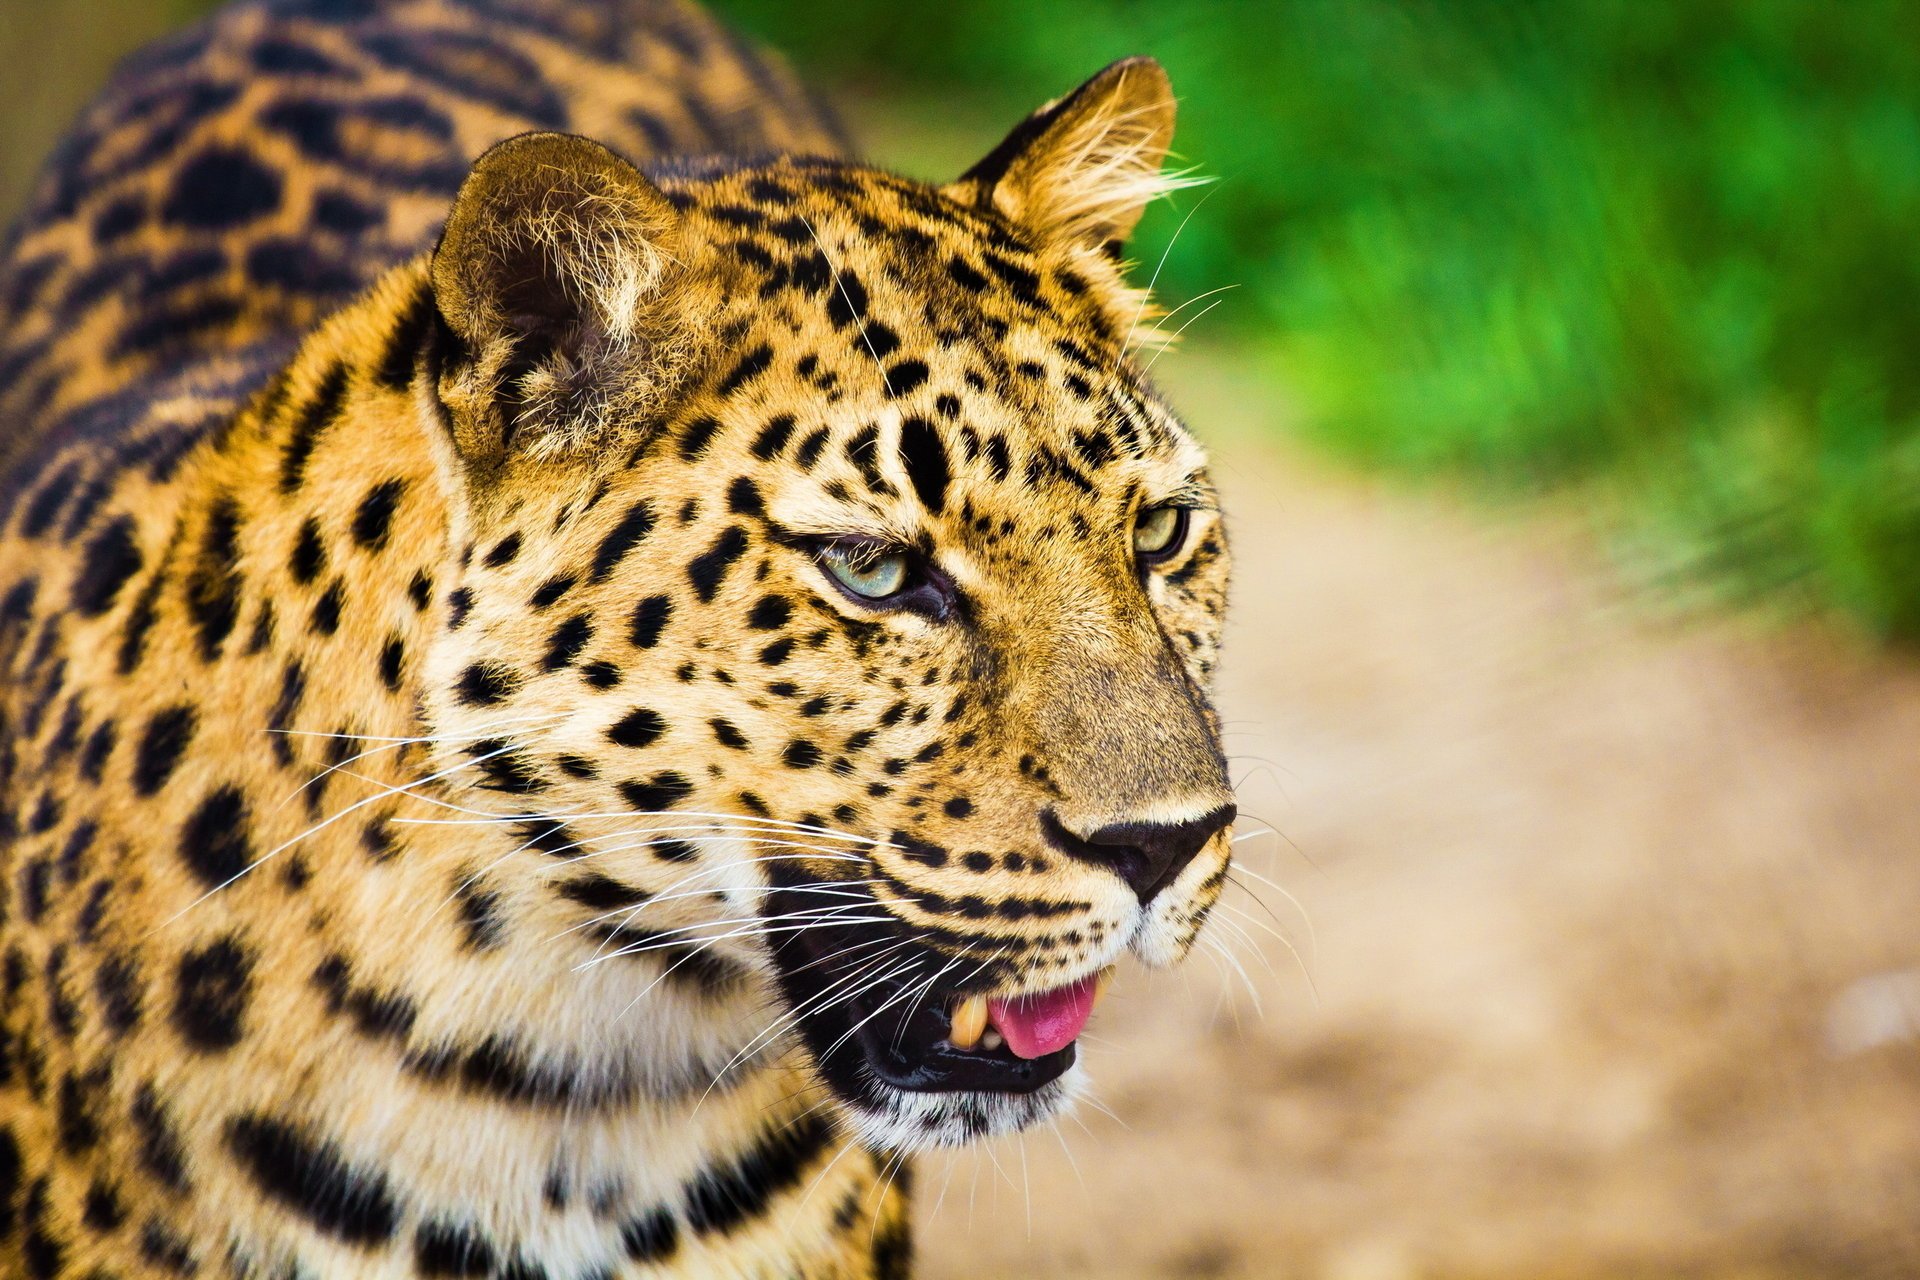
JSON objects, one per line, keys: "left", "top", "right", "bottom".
{"left": 988, "top": 976, "right": 1098, "bottom": 1060}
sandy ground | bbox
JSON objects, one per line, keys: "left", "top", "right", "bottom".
{"left": 918, "top": 350, "right": 1920, "bottom": 1279}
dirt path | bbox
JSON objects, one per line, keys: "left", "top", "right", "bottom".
{"left": 918, "top": 349, "right": 1920, "bottom": 1279}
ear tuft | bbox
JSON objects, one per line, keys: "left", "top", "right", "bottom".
{"left": 431, "top": 132, "right": 698, "bottom": 465}
{"left": 952, "top": 57, "right": 1188, "bottom": 252}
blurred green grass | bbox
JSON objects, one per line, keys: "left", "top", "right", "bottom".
{"left": 714, "top": 0, "right": 1920, "bottom": 642}
{"left": 6, "top": 0, "right": 1918, "bottom": 641}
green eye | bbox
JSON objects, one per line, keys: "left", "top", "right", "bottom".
{"left": 820, "top": 544, "right": 911, "bottom": 599}
{"left": 1133, "top": 504, "right": 1188, "bottom": 560}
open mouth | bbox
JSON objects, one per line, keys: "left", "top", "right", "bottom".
{"left": 766, "top": 899, "right": 1110, "bottom": 1098}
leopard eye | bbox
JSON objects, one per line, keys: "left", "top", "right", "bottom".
{"left": 1133, "top": 504, "right": 1189, "bottom": 563}
{"left": 820, "top": 544, "right": 911, "bottom": 600}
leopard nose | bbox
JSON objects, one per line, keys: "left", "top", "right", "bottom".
{"left": 1044, "top": 804, "right": 1237, "bottom": 904}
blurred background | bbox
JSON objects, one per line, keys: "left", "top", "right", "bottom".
{"left": 7, "top": 0, "right": 1920, "bottom": 1274}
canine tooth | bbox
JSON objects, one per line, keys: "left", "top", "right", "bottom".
{"left": 1093, "top": 967, "right": 1114, "bottom": 1005}
{"left": 981, "top": 1028, "right": 1004, "bottom": 1052}
{"left": 949, "top": 994, "right": 987, "bottom": 1049}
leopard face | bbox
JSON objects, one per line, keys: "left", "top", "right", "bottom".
{"left": 418, "top": 61, "right": 1233, "bottom": 1149}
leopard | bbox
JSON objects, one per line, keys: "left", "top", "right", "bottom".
{"left": 0, "top": 0, "right": 1236, "bottom": 1275}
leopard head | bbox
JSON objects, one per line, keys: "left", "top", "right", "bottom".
{"left": 417, "top": 57, "right": 1233, "bottom": 1148}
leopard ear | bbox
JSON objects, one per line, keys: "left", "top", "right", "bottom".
{"left": 949, "top": 57, "right": 1180, "bottom": 253}
{"left": 430, "top": 132, "right": 700, "bottom": 468}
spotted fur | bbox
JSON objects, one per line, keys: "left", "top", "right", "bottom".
{"left": 0, "top": 1, "right": 1233, "bottom": 1275}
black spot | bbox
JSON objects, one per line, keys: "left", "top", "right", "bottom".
{"left": 83, "top": 1180, "right": 125, "bottom": 1230}
{"left": 542, "top": 614, "right": 593, "bottom": 670}
{"left": 180, "top": 785, "right": 254, "bottom": 889}
{"left": 744, "top": 594, "right": 794, "bottom": 633}
{"left": 447, "top": 585, "right": 474, "bottom": 628}
{"left": 224, "top": 1113, "right": 400, "bottom": 1244}
{"left": 825, "top": 270, "right": 868, "bottom": 328}
{"left": 315, "top": 189, "right": 383, "bottom": 233}
{"left": 0, "top": 1128, "right": 16, "bottom": 1235}
{"left": 511, "top": 818, "right": 577, "bottom": 858}
{"left": 589, "top": 500, "right": 656, "bottom": 582}
{"left": 132, "top": 704, "right": 197, "bottom": 796}
{"left": 898, "top": 416, "right": 950, "bottom": 514}
{"left": 620, "top": 1207, "right": 679, "bottom": 1263}
{"left": 140, "top": 1217, "right": 198, "bottom": 1274}
{"left": 132, "top": 1084, "right": 190, "bottom": 1189}
{"left": 758, "top": 637, "right": 794, "bottom": 666}
{"left": 268, "top": 660, "right": 306, "bottom": 767}
{"left": 885, "top": 360, "right": 929, "bottom": 398}
{"left": 311, "top": 578, "right": 345, "bottom": 635}
{"left": 677, "top": 416, "right": 720, "bottom": 459}
{"left": 80, "top": 721, "right": 116, "bottom": 782}
{"left": 173, "top": 934, "right": 253, "bottom": 1051}
{"left": 72, "top": 516, "right": 143, "bottom": 616}
{"left": 716, "top": 344, "right": 773, "bottom": 395}
{"left": 351, "top": 478, "right": 407, "bottom": 549}
{"left": 749, "top": 415, "right": 795, "bottom": 460}
{"left": 361, "top": 814, "right": 397, "bottom": 861}
{"left": 619, "top": 772, "right": 692, "bottom": 811}
{"left": 456, "top": 662, "right": 519, "bottom": 706}
{"left": 290, "top": 517, "right": 327, "bottom": 583}
{"left": 893, "top": 830, "right": 948, "bottom": 868}
{"left": 246, "top": 597, "right": 277, "bottom": 653}
{"left": 485, "top": 533, "right": 521, "bottom": 567}
{"left": 377, "top": 286, "right": 435, "bottom": 390}
{"left": 985, "top": 435, "right": 1012, "bottom": 482}
{"left": 794, "top": 426, "right": 829, "bottom": 468}
{"left": 982, "top": 251, "right": 1043, "bottom": 304}
{"left": 709, "top": 719, "right": 748, "bottom": 749}
{"left": 468, "top": 740, "right": 546, "bottom": 794}
{"left": 687, "top": 526, "right": 748, "bottom": 602}
{"left": 380, "top": 635, "right": 406, "bottom": 691}
{"left": 17, "top": 859, "right": 50, "bottom": 924}
{"left": 405, "top": 1032, "right": 644, "bottom": 1111}
{"left": 556, "top": 873, "right": 650, "bottom": 911}
{"left": 254, "top": 35, "right": 343, "bottom": 74}
{"left": 727, "top": 475, "right": 764, "bottom": 516}
{"left": 185, "top": 497, "right": 244, "bottom": 659}
{"left": 629, "top": 594, "right": 671, "bottom": 648}
{"left": 783, "top": 740, "right": 822, "bottom": 769}
{"left": 414, "top": 1219, "right": 498, "bottom": 1276}
{"left": 555, "top": 755, "right": 598, "bottom": 780}
{"left": 161, "top": 146, "right": 282, "bottom": 228}
{"left": 946, "top": 256, "right": 988, "bottom": 292}
{"left": 55, "top": 819, "right": 95, "bottom": 882}
{"left": 864, "top": 321, "right": 901, "bottom": 359}
{"left": 57, "top": 1068, "right": 105, "bottom": 1153}
{"left": 19, "top": 469, "right": 77, "bottom": 540}
{"left": 281, "top": 361, "right": 349, "bottom": 492}
{"left": 581, "top": 661, "right": 621, "bottom": 688}
{"left": 944, "top": 796, "right": 974, "bottom": 819}
{"left": 683, "top": 1111, "right": 835, "bottom": 1235}
{"left": 97, "top": 952, "right": 143, "bottom": 1033}
{"left": 92, "top": 193, "right": 148, "bottom": 243}
{"left": 873, "top": 1219, "right": 913, "bottom": 1280}
{"left": 454, "top": 878, "right": 505, "bottom": 950}
{"left": 607, "top": 706, "right": 665, "bottom": 749}
{"left": 529, "top": 574, "right": 575, "bottom": 608}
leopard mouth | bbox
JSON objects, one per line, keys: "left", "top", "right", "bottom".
{"left": 762, "top": 890, "right": 1106, "bottom": 1101}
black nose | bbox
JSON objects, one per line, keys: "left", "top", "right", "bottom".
{"left": 1043, "top": 804, "right": 1237, "bottom": 904}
